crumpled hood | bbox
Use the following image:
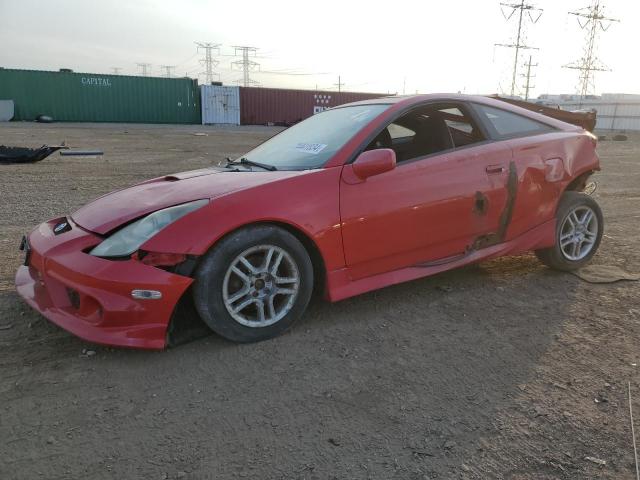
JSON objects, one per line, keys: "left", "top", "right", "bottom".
{"left": 72, "top": 167, "right": 304, "bottom": 234}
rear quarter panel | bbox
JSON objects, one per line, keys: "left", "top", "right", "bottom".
{"left": 505, "top": 131, "right": 599, "bottom": 241}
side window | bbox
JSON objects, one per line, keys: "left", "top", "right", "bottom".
{"left": 474, "top": 104, "right": 555, "bottom": 138}
{"left": 364, "top": 123, "right": 417, "bottom": 156}
{"left": 365, "top": 103, "right": 486, "bottom": 163}
{"left": 438, "top": 107, "right": 484, "bottom": 148}
{"left": 387, "top": 123, "right": 415, "bottom": 141}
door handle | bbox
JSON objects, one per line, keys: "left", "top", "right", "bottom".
{"left": 486, "top": 165, "right": 505, "bottom": 174}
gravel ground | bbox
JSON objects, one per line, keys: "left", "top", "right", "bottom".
{"left": 0, "top": 122, "right": 639, "bottom": 480}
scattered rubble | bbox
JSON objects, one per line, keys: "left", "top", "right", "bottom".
{"left": 585, "top": 456, "right": 607, "bottom": 466}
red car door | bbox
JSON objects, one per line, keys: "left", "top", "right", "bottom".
{"left": 340, "top": 127, "right": 513, "bottom": 280}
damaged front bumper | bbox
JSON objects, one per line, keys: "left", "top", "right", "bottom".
{"left": 15, "top": 218, "right": 193, "bottom": 349}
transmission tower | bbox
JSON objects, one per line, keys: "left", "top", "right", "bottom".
{"left": 521, "top": 55, "right": 537, "bottom": 100}
{"left": 136, "top": 63, "right": 151, "bottom": 76}
{"left": 195, "top": 42, "right": 220, "bottom": 84}
{"left": 111, "top": 67, "right": 122, "bottom": 75}
{"left": 495, "top": 1, "right": 543, "bottom": 97}
{"left": 563, "top": 0, "right": 619, "bottom": 100}
{"left": 160, "top": 65, "right": 176, "bottom": 78}
{"left": 231, "top": 46, "right": 260, "bottom": 87}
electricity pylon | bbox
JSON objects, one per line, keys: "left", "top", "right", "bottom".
{"left": 563, "top": 0, "right": 619, "bottom": 100}
{"left": 160, "top": 65, "right": 176, "bottom": 78}
{"left": 521, "top": 55, "right": 537, "bottom": 100}
{"left": 195, "top": 42, "right": 220, "bottom": 84}
{"left": 231, "top": 46, "right": 260, "bottom": 87}
{"left": 136, "top": 63, "right": 151, "bottom": 76}
{"left": 495, "top": 0, "right": 543, "bottom": 97}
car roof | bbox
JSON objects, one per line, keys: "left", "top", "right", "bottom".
{"left": 337, "top": 93, "right": 581, "bottom": 131}
{"left": 338, "top": 93, "right": 489, "bottom": 107}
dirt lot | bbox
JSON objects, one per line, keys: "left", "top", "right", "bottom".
{"left": 1, "top": 122, "right": 639, "bottom": 480}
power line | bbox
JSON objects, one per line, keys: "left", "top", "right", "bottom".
{"left": 231, "top": 46, "right": 260, "bottom": 87}
{"left": 256, "top": 69, "right": 331, "bottom": 76}
{"left": 495, "top": 1, "right": 543, "bottom": 97}
{"left": 160, "top": 65, "right": 176, "bottom": 78}
{"left": 174, "top": 51, "right": 199, "bottom": 68}
{"left": 521, "top": 55, "right": 537, "bottom": 100}
{"left": 136, "top": 63, "right": 151, "bottom": 76}
{"left": 563, "top": 0, "right": 619, "bottom": 101}
{"left": 333, "top": 75, "right": 344, "bottom": 92}
{"left": 195, "top": 42, "right": 220, "bottom": 84}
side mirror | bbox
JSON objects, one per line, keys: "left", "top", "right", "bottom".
{"left": 352, "top": 148, "right": 396, "bottom": 180}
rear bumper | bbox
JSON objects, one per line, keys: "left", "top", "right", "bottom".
{"left": 15, "top": 219, "right": 193, "bottom": 350}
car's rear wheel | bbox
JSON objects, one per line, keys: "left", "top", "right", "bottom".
{"left": 193, "top": 225, "right": 313, "bottom": 342}
{"left": 535, "top": 191, "right": 603, "bottom": 271}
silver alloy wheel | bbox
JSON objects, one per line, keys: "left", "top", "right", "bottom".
{"left": 559, "top": 205, "right": 599, "bottom": 261}
{"left": 222, "top": 244, "right": 300, "bottom": 328}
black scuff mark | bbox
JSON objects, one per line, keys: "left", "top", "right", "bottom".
{"left": 412, "top": 160, "right": 518, "bottom": 269}
{"left": 497, "top": 160, "right": 518, "bottom": 240}
{"left": 472, "top": 160, "right": 518, "bottom": 250}
{"left": 473, "top": 191, "right": 489, "bottom": 216}
{"left": 415, "top": 252, "right": 468, "bottom": 268}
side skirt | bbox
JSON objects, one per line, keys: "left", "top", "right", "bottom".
{"left": 326, "top": 218, "right": 555, "bottom": 303}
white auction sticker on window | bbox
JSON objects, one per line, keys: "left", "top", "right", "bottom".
{"left": 295, "top": 143, "right": 327, "bottom": 155}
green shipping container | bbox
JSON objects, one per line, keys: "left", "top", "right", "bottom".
{"left": 0, "top": 68, "right": 200, "bottom": 124}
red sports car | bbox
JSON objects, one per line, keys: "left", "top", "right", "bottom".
{"left": 16, "top": 94, "right": 603, "bottom": 349}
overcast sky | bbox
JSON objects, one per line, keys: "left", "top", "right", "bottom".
{"left": 0, "top": 0, "right": 635, "bottom": 97}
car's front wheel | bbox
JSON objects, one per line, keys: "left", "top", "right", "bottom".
{"left": 193, "top": 225, "right": 314, "bottom": 342}
{"left": 535, "top": 191, "right": 603, "bottom": 271}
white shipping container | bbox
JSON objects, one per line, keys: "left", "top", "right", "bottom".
{"left": 0, "top": 100, "right": 14, "bottom": 121}
{"left": 201, "top": 85, "right": 240, "bottom": 125}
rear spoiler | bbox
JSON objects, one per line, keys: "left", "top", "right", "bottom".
{"left": 489, "top": 95, "right": 597, "bottom": 132}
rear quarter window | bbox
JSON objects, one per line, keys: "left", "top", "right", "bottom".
{"left": 473, "top": 104, "right": 555, "bottom": 138}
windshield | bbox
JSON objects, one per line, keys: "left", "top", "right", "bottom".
{"left": 238, "top": 104, "right": 390, "bottom": 170}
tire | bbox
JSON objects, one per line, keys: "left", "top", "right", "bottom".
{"left": 535, "top": 191, "right": 603, "bottom": 271}
{"left": 192, "top": 225, "right": 314, "bottom": 343}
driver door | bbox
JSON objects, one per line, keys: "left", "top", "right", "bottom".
{"left": 340, "top": 103, "right": 513, "bottom": 280}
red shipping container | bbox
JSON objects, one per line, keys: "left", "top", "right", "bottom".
{"left": 239, "top": 86, "right": 390, "bottom": 126}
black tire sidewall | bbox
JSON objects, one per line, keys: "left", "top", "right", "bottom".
{"left": 192, "top": 225, "right": 314, "bottom": 342}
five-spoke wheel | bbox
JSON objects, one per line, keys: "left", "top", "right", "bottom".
{"left": 558, "top": 205, "right": 599, "bottom": 261}
{"left": 193, "top": 225, "right": 314, "bottom": 342}
{"left": 223, "top": 245, "right": 300, "bottom": 328}
{"left": 535, "top": 191, "right": 603, "bottom": 271}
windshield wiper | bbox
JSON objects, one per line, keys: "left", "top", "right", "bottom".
{"left": 225, "top": 157, "right": 277, "bottom": 171}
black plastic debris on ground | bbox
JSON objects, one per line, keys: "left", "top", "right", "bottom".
{"left": 0, "top": 145, "right": 68, "bottom": 164}
{"left": 59, "top": 149, "right": 103, "bottom": 156}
